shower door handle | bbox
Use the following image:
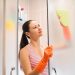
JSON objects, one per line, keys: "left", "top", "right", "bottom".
{"left": 10, "top": 67, "right": 15, "bottom": 75}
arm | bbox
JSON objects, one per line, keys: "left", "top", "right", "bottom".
{"left": 19, "top": 46, "right": 53, "bottom": 75}
{"left": 19, "top": 47, "right": 39, "bottom": 75}
{"left": 34, "top": 46, "right": 53, "bottom": 73}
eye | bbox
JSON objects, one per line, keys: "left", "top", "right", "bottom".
{"left": 33, "top": 26, "right": 37, "bottom": 29}
{"left": 33, "top": 24, "right": 40, "bottom": 29}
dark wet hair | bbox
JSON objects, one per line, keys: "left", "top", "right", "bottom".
{"left": 20, "top": 20, "right": 33, "bottom": 49}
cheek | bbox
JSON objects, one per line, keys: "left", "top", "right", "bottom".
{"left": 31, "top": 29, "right": 38, "bottom": 34}
{"left": 29, "top": 29, "right": 39, "bottom": 36}
{"left": 32, "top": 31, "right": 38, "bottom": 35}
{"left": 30, "top": 31, "right": 38, "bottom": 37}
{"left": 30, "top": 31, "right": 36, "bottom": 36}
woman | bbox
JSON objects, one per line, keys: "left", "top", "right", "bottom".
{"left": 19, "top": 20, "right": 53, "bottom": 75}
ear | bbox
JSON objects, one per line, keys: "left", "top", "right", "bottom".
{"left": 25, "top": 32, "right": 30, "bottom": 38}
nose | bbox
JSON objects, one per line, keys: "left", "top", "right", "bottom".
{"left": 38, "top": 27, "right": 42, "bottom": 31}
{"left": 38, "top": 25, "right": 41, "bottom": 29}
{"left": 37, "top": 24, "right": 42, "bottom": 30}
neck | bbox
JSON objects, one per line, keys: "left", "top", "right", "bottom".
{"left": 30, "top": 39, "right": 40, "bottom": 48}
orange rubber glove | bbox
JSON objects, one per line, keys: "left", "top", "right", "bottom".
{"left": 34, "top": 46, "right": 53, "bottom": 73}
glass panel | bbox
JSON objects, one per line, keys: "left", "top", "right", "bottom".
{"left": 0, "top": 0, "right": 4, "bottom": 75}
{"left": 5, "top": 0, "right": 18, "bottom": 75}
{"left": 48, "top": 0, "right": 75, "bottom": 75}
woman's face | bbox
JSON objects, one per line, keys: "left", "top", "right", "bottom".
{"left": 28, "top": 21, "right": 42, "bottom": 39}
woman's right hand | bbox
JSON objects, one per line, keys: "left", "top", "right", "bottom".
{"left": 44, "top": 45, "right": 53, "bottom": 58}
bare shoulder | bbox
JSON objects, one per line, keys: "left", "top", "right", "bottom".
{"left": 19, "top": 44, "right": 32, "bottom": 75}
{"left": 19, "top": 45, "right": 29, "bottom": 58}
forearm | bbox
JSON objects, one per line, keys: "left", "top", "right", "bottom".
{"left": 23, "top": 57, "right": 49, "bottom": 75}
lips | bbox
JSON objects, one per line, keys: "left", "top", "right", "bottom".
{"left": 39, "top": 30, "right": 42, "bottom": 33}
